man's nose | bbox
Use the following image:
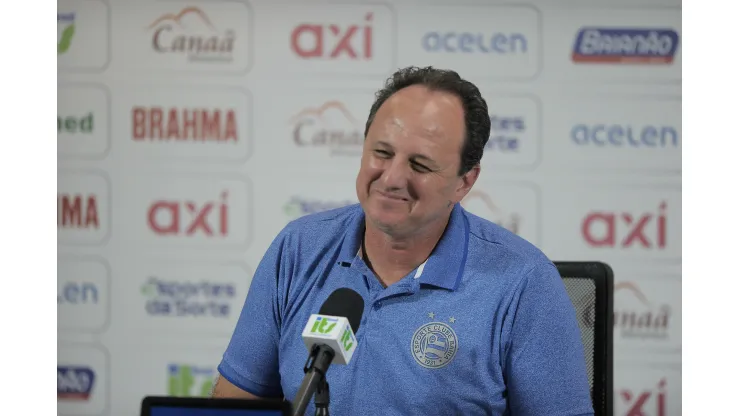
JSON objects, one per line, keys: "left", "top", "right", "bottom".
{"left": 380, "top": 158, "right": 410, "bottom": 190}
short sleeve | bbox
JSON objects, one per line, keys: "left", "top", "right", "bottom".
{"left": 217, "top": 227, "right": 293, "bottom": 398}
{"left": 502, "top": 262, "right": 595, "bottom": 416}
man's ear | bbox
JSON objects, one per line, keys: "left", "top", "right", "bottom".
{"left": 454, "top": 165, "right": 481, "bottom": 202}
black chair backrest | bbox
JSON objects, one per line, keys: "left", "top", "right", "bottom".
{"left": 554, "top": 261, "right": 614, "bottom": 416}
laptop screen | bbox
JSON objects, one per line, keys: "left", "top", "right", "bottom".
{"left": 150, "top": 406, "right": 285, "bottom": 416}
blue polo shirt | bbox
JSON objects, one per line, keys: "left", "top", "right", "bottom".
{"left": 219, "top": 203, "right": 594, "bottom": 416}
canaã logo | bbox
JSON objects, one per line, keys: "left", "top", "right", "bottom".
{"left": 461, "top": 190, "right": 521, "bottom": 234}
{"left": 288, "top": 101, "right": 363, "bottom": 156}
{"left": 148, "top": 7, "right": 235, "bottom": 63}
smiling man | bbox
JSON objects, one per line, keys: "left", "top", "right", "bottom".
{"left": 213, "top": 66, "right": 594, "bottom": 416}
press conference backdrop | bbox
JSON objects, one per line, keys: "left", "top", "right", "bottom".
{"left": 57, "top": 0, "right": 682, "bottom": 415}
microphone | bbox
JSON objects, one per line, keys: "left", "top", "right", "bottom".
{"left": 292, "top": 288, "right": 364, "bottom": 416}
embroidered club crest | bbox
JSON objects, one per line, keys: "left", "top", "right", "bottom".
{"left": 411, "top": 318, "right": 458, "bottom": 369}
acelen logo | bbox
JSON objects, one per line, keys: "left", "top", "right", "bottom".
{"left": 572, "top": 27, "right": 679, "bottom": 65}
{"left": 571, "top": 123, "right": 679, "bottom": 149}
{"left": 289, "top": 101, "right": 363, "bottom": 156}
{"left": 422, "top": 30, "right": 528, "bottom": 55}
{"left": 58, "top": 281, "right": 99, "bottom": 305}
{"left": 58, "top": 193, "right": 100, "bottom": 230}
{"left": 149, "top": 7, "right": 235, "bottom": 62}
{"left": 147, "top": 191, "right": 229, "bottom": 238}
{"left": 131, "top": 106, "right": 238, "bottom": 143}
{"left": 291, "top": 13, "right": 374, "bottom": 60}
{"left": 581, "top": 202, "right": 667, "bottom": 250}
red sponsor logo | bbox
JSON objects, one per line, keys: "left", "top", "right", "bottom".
{"left": 147, "top": 191, "right": 229, "bottom": 237}
{"left": 614, "top": 282, "right": 670, "bottom": 339}
{"left": 620, "top": 378, "right": 667, "bottom": 416}
{"left": 290, "top": 13, "right": 374, "bottom": 60}
{"left": 58, "top": 194, "right": 100, "bottom": 229}
{"left": 132, "top": 107, "right": 237, "bottom": 143}
{"left": 581, "top": 202, "right": 667, "bottom": 249}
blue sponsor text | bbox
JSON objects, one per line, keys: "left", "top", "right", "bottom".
{"left": 58, "top": 366, "right": 95, "bottom": 400}
{"left": 423, "top": 32, "right": 527, "bottom": 54}
{"left": 572, "top": 28, "right": 679, "bottom": 63}
{"left": 571, "top": 124, "right": 679, "bottom": 147}
{"left": 486, "top": 115, "right": 525, "bottom": 152}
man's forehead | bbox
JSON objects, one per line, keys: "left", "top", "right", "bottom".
{"left": 380, "top": 89, "right": 463, "bottom": 130}
{"left": 384, "top": 90, "right": 461, "bottom": 116}
{"left": 375, "top": 121, "right": 447, "bottom": 152}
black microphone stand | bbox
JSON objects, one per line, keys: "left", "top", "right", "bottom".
{"left": 314, "top": 377, "right": 330, "bottom": 416}
{"left": 292, "top": 344, "right": 335, "bottom": 416}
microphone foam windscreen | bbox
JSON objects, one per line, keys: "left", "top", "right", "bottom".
{"left": 319, "top": 288, "right": 365, "bottom": 334}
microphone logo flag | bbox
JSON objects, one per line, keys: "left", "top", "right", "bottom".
{"left": 340, "top": 325, "right": 355, "bottom": 352}
{"left": 302, "top": 314, "right": 357, "bottom": 365}
{"left": 311, "top": 316, "right": 338, "bottom": 334}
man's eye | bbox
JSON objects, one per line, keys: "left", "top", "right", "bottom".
{"left": 412, "top": 163, "right": 430, "bottom": 172}
{"left": 374, "top": 150, "right": 391, "bottom": 157}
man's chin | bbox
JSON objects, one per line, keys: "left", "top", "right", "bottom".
{"left": 370, "top": 199, "right": 406, "bottom": 215}
{"left": 364, "top": 206, "right": 399, "bottom": 225}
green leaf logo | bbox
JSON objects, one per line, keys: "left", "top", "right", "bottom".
{"left": 141, "top": 282, "right": 156, "bottom": 297}
{"left": 58, "top": 24, "right": 75, "bottom": 54}
{"left": 283, "top": 199, "right": 302, "bottom": 218}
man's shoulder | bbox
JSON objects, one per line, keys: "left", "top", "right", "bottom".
{"left": 279, "top": 203, "right": 362, "bottom": 247}
{"left": 462, "top": 209, "right": 555, "bottom": 279}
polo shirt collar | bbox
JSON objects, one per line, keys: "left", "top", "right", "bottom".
{"left": 337, "top": 203, "right": 470, "bottom": 291}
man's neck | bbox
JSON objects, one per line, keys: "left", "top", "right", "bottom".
{"left": 362, "top": 216, "right": 450, "bottom": 287}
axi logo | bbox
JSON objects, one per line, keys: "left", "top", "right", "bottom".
{"left": 291, "top": 13, "right": 374, "bottom": 60}
{"left": 488, "top": 115, "right": 525, "bottom": 153}
{"left": 614, "top": 282, "right": 670, "bottom": 339}
{"left": 168, "top": 364, "right": 214, "bottom": 397}
{"left": 461, "top": 191, "right": 521, "bottom": 234}
{"left": 572, "top": 28, "right": 679, "bottom": 65}
{"left": 289, "top": 101, "right": 363, "bottom": 156}
{"left": 581, "top": 202, "right": 667, "bottom": 249}
{"left": 58, "top": 193, "right": 100, "bottom": 230}
{"left": 58, "top": 12, "right": 75, "bottom": 54}
{"left": 132, "top": 107, "right": 238, "bottom": 143}
{"left": 620, "top": 378, "right": 667, "bottom": 416}
{"left": 283, "top": 196, "right": 356, "bottom": 219}
{"left": 149, "top": 7, "right": 235, "bottom": 63}
{"left": 147, "top": 191, "right": 229, "bottom": 238}
{"left": 58, "top": 366, "right": 95, "bottom": 401}
{"left": 311, "top": 316, "right": 338, "bottom": 334}
{"left": 141, "top": 276, "right": 235, "bottom": 318}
